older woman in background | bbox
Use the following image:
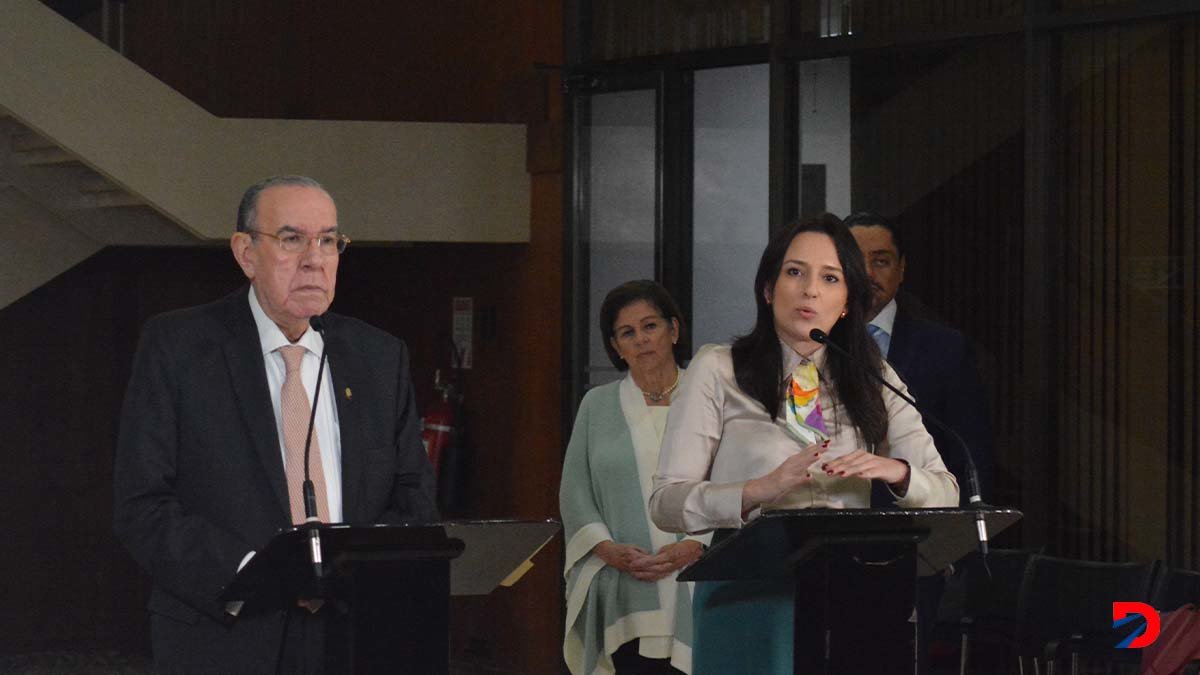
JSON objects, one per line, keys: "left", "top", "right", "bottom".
{"left": 561, "top": 280, "right": 708, "bottom": 675}
{"left": 649, "top": 214, "right": 959, "bottom": 675}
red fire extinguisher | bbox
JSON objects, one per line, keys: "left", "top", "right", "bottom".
{"left": 421, "top": 369, "right": 457, "bottom": 477}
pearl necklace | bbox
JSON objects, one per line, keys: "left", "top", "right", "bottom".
{"left": 640, "top": 368, "right": 680, "bottom": 403}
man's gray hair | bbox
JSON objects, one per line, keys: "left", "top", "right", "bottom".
{"left": 236, "top": 175, "right": 329, "bottom": 233}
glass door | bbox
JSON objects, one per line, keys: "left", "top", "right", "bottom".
{"left": 567, "top": 75, "right": 663, "bottom": 404}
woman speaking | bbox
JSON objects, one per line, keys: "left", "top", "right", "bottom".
{"left": 649, "top": 214, "right": 958, "bottom": 674}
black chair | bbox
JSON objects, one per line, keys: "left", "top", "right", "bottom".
{"left": 1013, "top": 555, "right": 1161, "bottom": 675}
{"left": 946, "top": 548, "right": 1040, "bottom": 675}
{"left": 1152, "top": 566, "right": 1200, "bottom": 613}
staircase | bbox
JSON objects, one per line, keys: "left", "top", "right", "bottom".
{"left": 0, "top": 111, "right": 193, "bottom": 244}
{"left": 0, "top": 0, "right": 530, "bottom": 310}
{"left": 0, "top": 106, "right": 196, "bottom": 309}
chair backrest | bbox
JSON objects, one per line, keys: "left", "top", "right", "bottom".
{"left": 1014, "top": 555, "right": 1160, "bottom": 654}
{"left": 964, "top": 549, "right": 1040, "bottom": 626}
{"left": 1153, "top": 567, "right": 1200, "bottom": 613}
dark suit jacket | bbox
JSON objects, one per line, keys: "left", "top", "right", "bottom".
{"left": 113, "top": 287, "right": 438, "bottom": 673}
{"left": 884, "top": 301, "right": 994, "bottom": 507}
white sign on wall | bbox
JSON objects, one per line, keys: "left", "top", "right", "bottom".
{"left": 452, "top": 297, "right": 473, "bottom": 369}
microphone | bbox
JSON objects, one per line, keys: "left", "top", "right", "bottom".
{"left": 302, "top": 314, "right": 329, "bottom": 584}
{"left": 809, "top": 328, "right": 990, "bottom": 557}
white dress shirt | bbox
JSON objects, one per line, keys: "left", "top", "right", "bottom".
{"left": 870, "top": 298, "right": 899, "bottom": 355}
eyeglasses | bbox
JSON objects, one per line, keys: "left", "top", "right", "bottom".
{"left": 248, "top": 229, "right": 350, "bottom": 255}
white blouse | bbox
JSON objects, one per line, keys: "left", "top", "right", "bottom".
{"left": 649, "top": 342, "right": 959, "bottom": 534}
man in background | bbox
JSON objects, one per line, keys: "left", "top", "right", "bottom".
{"left": 846, "top": 211, "right": 993, "bottom": 505}
{"left": 113, "top": 175, "right": 438, "bottom": 673}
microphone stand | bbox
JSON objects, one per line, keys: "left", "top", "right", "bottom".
{"left": 302, "top": 315, "right": 329, "bottom": 587}
{"left": 809, "top": 329, "right": 991, "bottom": 559}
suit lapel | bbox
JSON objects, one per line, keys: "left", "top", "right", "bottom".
{"left": 324, "top": 317, "right": 368, "bottom": 523}
{"left": 220, "top": 288, "right": 291, "bottom": 520}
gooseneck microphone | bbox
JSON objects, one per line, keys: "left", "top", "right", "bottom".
{"left": 302, "top": 314, "right": 329, "bottom": 583}
{"left": 809, "top": 328, "right": 991, "bottom": 557}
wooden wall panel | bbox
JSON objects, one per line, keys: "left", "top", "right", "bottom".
{"left": 582, "top": 0, "right": 1026, "bottom": 65}
{"left": 1056, "top": 22, "right": 1173, "bottom": 562}
{"left": 121, "top": 1, "right": 560, "bottom": 123}
{"left": 588, "top": 0, "right": 769, "bottom": 61}
{"left": 1168, "top": 18, "right": 1200, "bottom": 569}
{"left": 1060, "top": 0, "right": 1148, "bottom": 9}
{"left": 841, "top": 0, "right": 1023, "bottom": 36}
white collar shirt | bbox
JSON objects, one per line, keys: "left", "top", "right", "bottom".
{"left": 870, "top": 297, "right": 899, "bottom": 339}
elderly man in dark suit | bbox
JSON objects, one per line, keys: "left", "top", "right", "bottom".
{"left": 113, "top": 175, "right": 438, "bottom": 674}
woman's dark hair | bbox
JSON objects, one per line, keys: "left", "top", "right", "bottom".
{"left": 599, "top": 280, "right": 688, "bottom": 371}
{"left": 731, "top": 213, "right": 888, "bottom": 447}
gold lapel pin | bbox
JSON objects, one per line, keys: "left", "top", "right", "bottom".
{"left": 344, "top": 387, "right": 353, "bottom": 400}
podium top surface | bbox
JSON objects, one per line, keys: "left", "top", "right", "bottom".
{"left": 680, "top": 507, "right": 1022, "bottom": 582}
{"left": 221, "top": 519, "right": 560, "bottom": 603}
{"left": 444, "top": 519, "right": 559, "bottom": 595}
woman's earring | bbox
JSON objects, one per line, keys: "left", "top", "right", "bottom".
{"left": 840, "top": 310, "right": 847, "bottom": 318}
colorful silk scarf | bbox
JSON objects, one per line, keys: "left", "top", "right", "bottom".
{"left": 786, "top": 361, "right": 830, "bottom": 446}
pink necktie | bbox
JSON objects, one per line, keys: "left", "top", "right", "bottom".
{"left": 278, "top": 345, "right": 329, "bottom": 524}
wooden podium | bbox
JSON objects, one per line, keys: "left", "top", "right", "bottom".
{"left": 679, "top": 508, "right": 1021, "bottom": 675}
{"left": 221, "top": 519, "right": 559, "bottom": 674}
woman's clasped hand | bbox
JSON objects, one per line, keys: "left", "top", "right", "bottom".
{"left": 593, "top": 539, "right": 705, "bottom": 582}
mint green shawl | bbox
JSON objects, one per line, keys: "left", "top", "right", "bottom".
{"left": 560, "top": 377, "right": 700, "bottom": 675}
